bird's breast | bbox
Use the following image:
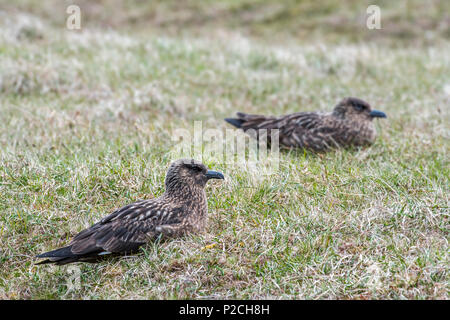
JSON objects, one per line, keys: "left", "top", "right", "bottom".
{"left": 336, "top": 118, "right": 376, "bottom": 143}
{"left": 171, "top": 191, "right": 208, "bottom": 233}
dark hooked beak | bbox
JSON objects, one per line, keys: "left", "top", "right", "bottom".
{"left": 369, "top": 110, "right": 387, "bottom": 118}
{"left": 205, "top": 170, "right": 224, "bottom": 180}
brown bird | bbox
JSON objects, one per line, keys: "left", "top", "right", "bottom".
{"left": 225, "top": 97, "right": 387, "bottom": 152}
{"left": 35, "top": 159, "right": 224, "bottom": 265}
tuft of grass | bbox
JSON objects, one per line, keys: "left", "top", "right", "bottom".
{"left": 0, "top": 1, "right": 449, "bottom": 299}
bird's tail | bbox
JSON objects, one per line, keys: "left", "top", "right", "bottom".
{"left": 35, "top": 246, "right": 79, "bottom": 265}
{"left": 224, "top": 117, "right": 245, "bottom": 128}
{"left": 225, "top": 112, "right": 277, "bottom": 130}
{"left": 225, "top": 112, "right": 280, "bottom": 145}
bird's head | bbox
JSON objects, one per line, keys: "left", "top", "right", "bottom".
{"left": 333, "top": 97, "right": 387, "bottom": 122}
{"left": 165, "top": 159, "right": 224, "bottom": 193}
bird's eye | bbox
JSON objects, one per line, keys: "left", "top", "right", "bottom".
{"left": 354, "top": 104, "right": 364, "bottom": 111}
{"left": 191, "top": 166, "right": 202, "bottom": 172}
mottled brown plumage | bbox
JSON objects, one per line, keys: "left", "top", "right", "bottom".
{"left": 225, "top": 97, "right": 387, "bottom": 152}
{"left": 35, "top": 159, "right": 224, "bottom": 265}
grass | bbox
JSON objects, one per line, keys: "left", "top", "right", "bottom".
{"left": 0, "top": 1, "right": 449, "bottom": 299}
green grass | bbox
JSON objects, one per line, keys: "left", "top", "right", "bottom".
{"left": 0, "top": 1, "right": 449, "bottom": 299}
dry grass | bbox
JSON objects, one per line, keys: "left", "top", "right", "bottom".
{"left": 0, "top": 1, "right": 449, "bottom": 299}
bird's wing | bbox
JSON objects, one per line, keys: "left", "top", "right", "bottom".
{"left": 69, "top": 199, "right": 178, "bottom": 255}
{"left": 276, "top": 112, "right": 326, "bottom": 150}
{"left": 286, "top": 112, "right": 369, "bottom": 151}
{"left": 249, "top": 111, "right": 335, "bottom": 151}
{"left": 229, "top": 112, "right": 332, "bottom": 151}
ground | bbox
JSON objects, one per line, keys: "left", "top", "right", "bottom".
{"left": 0, "top": 0, "right": 449, "bottom": 299}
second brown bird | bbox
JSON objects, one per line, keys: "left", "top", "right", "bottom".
{"left": 225, "top": 97, "right": 386, "bottom": 152}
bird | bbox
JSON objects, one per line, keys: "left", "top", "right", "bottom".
{"left": 225, "top": 97, "right": 387, "bottom": 152}
{"left": 35, "top": 159, "right": 224, "bottom": 265}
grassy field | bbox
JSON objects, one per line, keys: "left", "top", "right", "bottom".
{"left": 0, "top": 1, "right": 449, "bottom": 299}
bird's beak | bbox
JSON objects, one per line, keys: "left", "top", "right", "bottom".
{"left": 205, "top": 170, "right": 224, "bottom": 180}
{"left": 369, "top": 110, "right": 387, "bottom": 118}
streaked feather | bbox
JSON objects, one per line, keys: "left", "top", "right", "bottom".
{"left": 35, "top": 159, "right": 224, "bottom": 265}
{"left": 225, "top": 97, "right": 384, "bottom": 152}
